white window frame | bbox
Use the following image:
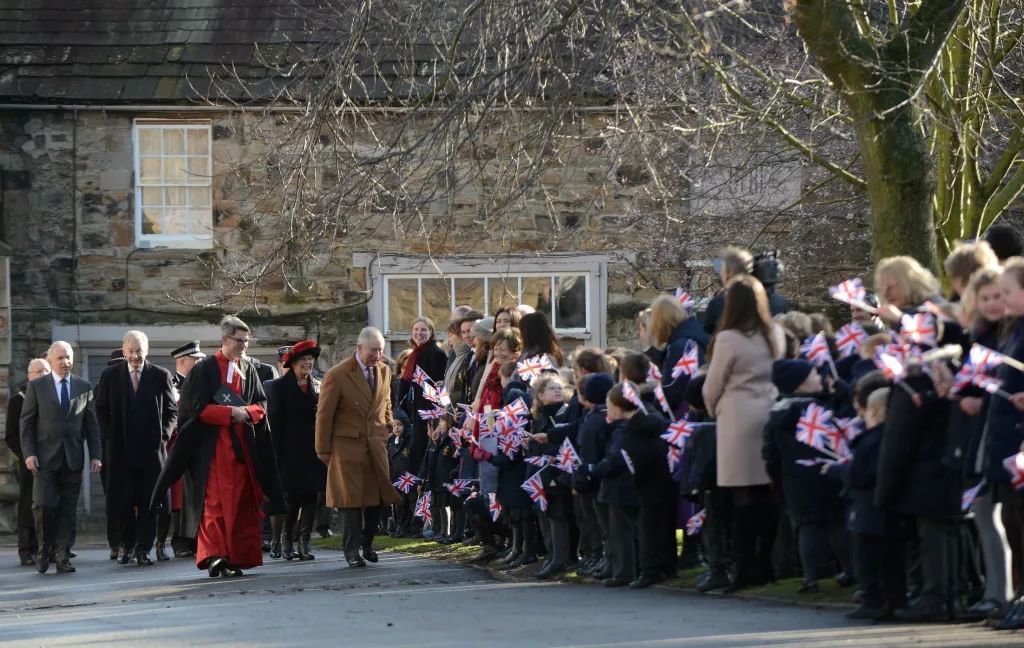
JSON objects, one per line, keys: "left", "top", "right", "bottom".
{"left": 132, "top": 119, "right": 214, "bottom": 249}
{"left": 355, "top": 253, "right": 612, "bottom": 354}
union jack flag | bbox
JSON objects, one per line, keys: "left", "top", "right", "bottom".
{"left": 661, "top": 419, "right": 695, "bottom": 448}
{"left": 833, "top": 417, "right": 863, "bottom": 444}
{"left": 823, "top": 422, "right": 850, "bottom": 458}
{"left": 1003, "top": 453, "right": 1024, "bottom": 491}
{"left": 524, "top": 455, "right": 552, "bottom": 467}
{"left": 973, "top": 374, "right": 1005, "bottom": 395}
{"left": 520, "top": 472, "right": 548, "bottom": 511}
{"left": 392, "top": 472, "right": 421, "bottom": 494}
{"left": 795, "top": 403, "right": 833, "bottom": 451}
{"left": 961, "top": 482, "right": 983, "bottom": 512}
{"left": 671, "top": 340, "right": 700, "bottom": 380}
{"left": 969, "top": 344, "right": 1007, "bottom": 372}
{"left": 498, "top": 434, "right": 521, "bottom": 458}
{"left": 555, "top": 437, "right": 581, "bottom": 473}
{"left": 413, "top": 492, "right": 432, "bottom": 521}
{"left": 417, "top": 406, "right": 447, "bottom": 420}
{"left": 412, "top": 366, "right": 433, "bottom": 387}
{"left": 621, "top": 381, "right": 648, "bottom": 414}
{"left": 685, "top": 509, "right": 706, "bottom": 536}
{"left": 653, "top": 384, "right": 673, "bottom": 419}
{"left": 667, "top": 445, "right": 682, "bottom": 472}
{"left": 620, "top": 448, "right": 635, "bottom": 475}
{"left": 647, "top": 363, "right": 663, "bottom": 383}
{"left": 444, "top": 479, "right": 475, "bottom": 496}
{"left": 829, "top": 278, "right": 866, "bottom": 306}
{"left": 900, "top": 313, "right": 938, "bottom": 348}
{"left": 516, "top": 355, "right": 554, "bottom": 383}
{"left": 834, "top": 323, "right": 866, "bottom": 359}
{"left": 488, "top": 493, "right": 503, "bottom": 521}
{"left": 500, "top": 398, "right": 529, "bottom": 423}
{"left": 422, "top": 383, "right": 451, "bottom": 408}
{"left": 800, "top": 332, "right": 831, "bottom": 367}
{"left": 874, "top": 352, "right": 906, "bottom": 382}
{"left": 675, "top": 288, "right": 696, "bottom": 313}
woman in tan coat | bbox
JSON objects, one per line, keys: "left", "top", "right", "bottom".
{"left": 702, "top": 275, "right": 785, "bottom": 590}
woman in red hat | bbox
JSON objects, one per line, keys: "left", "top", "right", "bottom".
{"left": 267, "top": 340, "right": 326, "bottom": 561}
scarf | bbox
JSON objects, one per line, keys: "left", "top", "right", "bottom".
{"left": 401, "top": 339, "right": 430, "bottom": 382}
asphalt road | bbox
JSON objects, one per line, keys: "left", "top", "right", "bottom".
{"left": 0, "top": 544, "right": 1018, "bottom": 647}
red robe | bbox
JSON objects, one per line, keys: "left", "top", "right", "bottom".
{"left": 194, "top": 351, "right": 267, "bottom": 569}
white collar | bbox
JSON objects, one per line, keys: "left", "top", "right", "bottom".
{"left": 51, "top": 372, "right": 70, "bottom": 390}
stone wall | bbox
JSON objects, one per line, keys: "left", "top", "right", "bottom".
{"left": 0, "top": 107, "right": 873, "bottom": 530}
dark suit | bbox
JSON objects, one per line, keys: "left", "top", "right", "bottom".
{"left": 96, "top": 360, "right": 177, "bottom": 553}
{"left": 4, "top": 389, "right": 38, "bottom": 560}
{"left": 19, "top": 373, "right": 101, "bottom": 554}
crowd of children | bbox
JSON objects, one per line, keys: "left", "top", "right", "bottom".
{"left": 381, "top": 228, "right": 1024, "bottom": 632}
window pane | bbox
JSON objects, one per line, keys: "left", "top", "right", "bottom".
{"left": 141, "top": 187, "right": 162, "bottom": 206}
{"left": 189, "top": 186, "right": 211, "bottom": 208}
{"left": 555, "top": 275, "right": 587, "bottom": 329}
{"left": 141, "top": 207, "right": 161, "bottom": 234}
{"left": 421, "top": 277, "right": 451, "bottom": 330}
{"left": 138, "top": 129, "right": 161, "bottom": 156}
{"left": 165, "top": 208, "right": 187, "bottom": 234}
{"left": 165, "top": 187, "right": 186, "bottom": 206}
{"left": 486, "top": 276, "right": 517, "bottom": 315}
{"left": 164, "top": 157, "right": 186, "bottom": 183}
{"left": 521, "top": 276, "right": 552, "bottom": 318}
{"left": 139, "top": 158, "right": 161, "bottom": 184}
{"left": 163, "top": 129, "right": 185, "bottom": 154}
{"left": 189, "top": 208, "right": 211, "bottom": 235}
{"left": 386, "top": 279, "right": 418, "bottom": 334}
{"left": 454, "top": 278, "right": 484, "bottom": 313}
{"left": 187, "top": 129, "right": 209, "bottom": 155}
{"left": 186, "top": 157, "right": 209, "bottom": 184}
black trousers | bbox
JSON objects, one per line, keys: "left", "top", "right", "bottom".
{"left": 33, "top": 459, "right": 82, "bottom": 551}
{"left": 575, "top": 491, "right": 603, "bottom": 560}
{"left": 720, "top": 485, "right": 778, "bottom": 586}
{"left": 796, "top": 519, "right": 851, "bottom": 581}
{"left": 286, "top": 491, "right": 318, "bottom": 542}
{"left": 702, "top": 487, "right": 731, "bottom": 577}
{"left": 116, "top": 466, "right": 159, "bottom": 552}
{"left": 15, "top": 461, "right": 39, "bottom": 559}
{"left": 853, "top": 531, "right": 906, "bottom": 609}
{"left": 341, "top": 506, "right": 382, "bottom": 558}
{"left": 639, "top": 493, "right": 676, "bottom": 579}
{"left": 315, "top": 492, "right": 331, "bottom": 533}
{"left": 100, "top": 463, "right": 121, "bottom": 551}
{"left": 607, "top": 504, "right": 639, "bottom": 581}
{"left": 917, "top": 516, "right": 958, "bottom": 609}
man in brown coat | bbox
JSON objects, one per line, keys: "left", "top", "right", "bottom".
{"left": 316, "top": 327, "right": 400, "bottom": 567}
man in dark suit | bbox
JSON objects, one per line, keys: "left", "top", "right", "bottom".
{"left": 20, "top": 341, "right": 102, "bottom": 574}
{"left": 96, "top": 330, "right": 177, "bottom": 566}
{"left": 4, "top": 358, "right": 50, "bottom": 566}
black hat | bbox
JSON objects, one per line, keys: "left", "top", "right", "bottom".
{"left": 170, "top": 340, "right": 205, "bottom": 360}
{"left": 772, "top": 359, "right": 814, "bottom": 395}
{"left": 107, "top": 349, "right": 126, "bottom": 366}
{"left": 581, "top": 373, "right": 614, "bottom": 405}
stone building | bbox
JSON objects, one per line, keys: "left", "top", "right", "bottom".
{"left": 0, "top": 3, "right": 871, "bottom": 531}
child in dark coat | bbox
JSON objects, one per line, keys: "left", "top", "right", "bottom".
{"left": 573, "top": 373, "right": 614, "bottom": 578}
{"left": 762, "top": 359, "right": 854, "bottom": 594}
{"left": 387, "top": 402, "right": 416, "bottom": 537}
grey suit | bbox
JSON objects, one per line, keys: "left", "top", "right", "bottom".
{"left": 19, "top": 373, "right": 101, "bottom": 552}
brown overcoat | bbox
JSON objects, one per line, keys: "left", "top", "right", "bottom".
{"left": 314, "top": 355, "right": 400, "bottom": 508}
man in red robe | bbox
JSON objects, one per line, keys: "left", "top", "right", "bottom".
{"left": 152, "top": 316, "right": 283, "bottom": 578}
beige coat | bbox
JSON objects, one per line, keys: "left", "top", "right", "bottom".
{"left": 702, "top": 326, "right": 785, "bottom": 487}
{"left": 315, "top": 355, "right": 400, "bottom": 509}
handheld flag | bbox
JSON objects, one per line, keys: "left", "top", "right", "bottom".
{"left": 653, "top": 384, "right": 673, "bottom": 419}
{"left": 962, "top": 482, "right": 983, "bottom": 512}
{"left": 488, "top": 493, "right": 503, "bottom": 521}
{"left": 620, "top": 448, "right": 635, "bottom": 475}
{"left": 412, "top": 366, "right": 433, "bottom": 387}
{"left": 555, "top": 437, "right": 581, "bottom": 473}
{"left": 671, "top": 340, "right": 700, "bottom": 380}
{"left": 675, "top": 288, "right": 696, "bottom": 313}
{"left": 499, "top": 398, "right": 529, "bottom": 423}
{"left": 661, "top": 419, "right": 695, "bottom": 449}
{"left": 647, "top": 363, "right": 663, "bottom": 383}
{"left": 516, "top": 355, "right": 554, "bottom": 383}
{"left": 795, "top": 403, "right": 833, "bottom": 451}
{"left": 834, "top": 323, "right": 866, "bottom": 359}
{"left": 900, "top": 313, "right": 938, "bottom": 348}
{"left": 393, "top": 472, "right": 421, "bottom": 494}
{"left": 800, "top": 332, "right": 831, "bottom": 367}
{"left": 829, "top": 278, "right": 866, "bottom": 306}
{"left": 417, "top": 406, "right": 447, "bottom": 421}
{"left": 414, "top": 492, "right": 432, "bottom": 522}
{"left": 520, "top": 473, "right": 548, "bottom": 511}
{"left": 685, "top": 509, "right": 706, "bottom": 536}
{"left": 621, "top": 381, "right": 648, "bottom": 414}
{"left": 667, "top": 445, "right": 682, "bottom": 472}
{"left": 524, "top": 455, "right": 552, "bottom": 468}
{"left": 874, "top": 352, "right": 906, "bottom": 383}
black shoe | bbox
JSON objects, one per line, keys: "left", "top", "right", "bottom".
{"left": 536, "top": 562, "right": 568, "bottom": 580}
{"left": 154, "top": 544, "right": 170, "bottom": 562}
{"left": 361, "top": 548, "right": 378, "bottom": 564}
{"left": 991, "top": 601, "right": 1024, "bottom": 630}
{"left": 509, "top": 553, "right": 538, "bottom": 569}
{"left": 220, "top": 564, "right": 244, "bottom": 578}
{"left": 109, "top": 548, "right": 119, "bottom": 560}
{"left": 55, "top": 549, "right": 75, "bottom": 574}
{"left": 207, "top": 557, "right": 227, "bottom": 577}
{"left": 603, "top": 577, "right": 631, "bottom": 588}
{"left": 629, "top": 574, "right": 665, "bottom": 589}
{"left": 963, "top": 599, "right": 1002, "bottom": 620}
{"left": 19, "top": 554, "right": 36, "bottom": 567}
{"left": 346, "top": 554, "right": 367, "bottom": 568}
{"left": 696, "top": 571, "right": 732, "bottom": 593}
{"left": 68, "top": 551, "right": 76, "bottom": 559}
{"left": 262, "top": 540, "right": 272, "bottom": 553}
{"left": 298, "top": 540, "right": 316, "bottom": 561}
{"left": 499, "top": 550, "right": 522, "bottom": 566}
{"left": 798, "top": 580, "right": 820, "bottom": 594}
{"left": 835, "top": 571, "right": 856, "bottom": 588}
{"left": 317, "top": 528, "right": 333, "bottom": 539}
{"left": 134, "top": 550, "right": 154, "bottom": 566}
{"left": 895, "top": 602, "right": 947, "bottom": 623}
{"left": 461, "top": 534, "right": 480, "bottom": 546}
{"left": 283, "top": 540, "right": 297, "bottom": 561}
{"left": 117, "top": 546, "right": 131, "bottom": 565}
{"left": 36, "top": 548, "right": 50, "bottom": 574}
{"left": 847, "top": 604, "right": 893, "bottom": 620}
{"left": 269, "top": 542, "right": 282, "bottom": 559}
{"left": 468, "top": 546, "right": 499, "bottom": 564}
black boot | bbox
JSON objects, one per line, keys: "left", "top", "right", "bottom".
{"left": 297, "top": 536, "right": 316, "bottom": 561}
{"left": 269, "top": 541, "right": 282, "bottom": 559}
{"left": 282, "top": 528, "right": 297, "bottom": 561}
{"left": 154, "top": 543, "right": 170, "bottom": 562}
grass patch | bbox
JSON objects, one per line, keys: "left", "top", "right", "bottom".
{"left": 314, "top": 534, "right": 854, "bottom": 607}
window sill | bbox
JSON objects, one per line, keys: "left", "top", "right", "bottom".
{"left": 136, "top": 237, "right": 214, "bottom": 250}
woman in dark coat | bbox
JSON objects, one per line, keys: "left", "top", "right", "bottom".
{"left": 649, "top": 295, "right": 710, "bottom": 417}
{"left": 267, "top": 340, "right": 326, "bottom": 561}
{"left": 397, "top": 316, "right": 448, "bottom": 532}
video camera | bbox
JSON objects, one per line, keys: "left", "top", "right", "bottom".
{"left": 752, "top": 250, "right": 784, "bottom": 287}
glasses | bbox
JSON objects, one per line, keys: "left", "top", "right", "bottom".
{"left": 227, "top": 336, "right": 251, "bottom": 345}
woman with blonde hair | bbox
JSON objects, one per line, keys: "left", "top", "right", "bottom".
{"left": 637, "top": 308, "right": 664, "bottom": 366}
{"left": 874, "top": 256, "right": 943, "bottom": 325}
{"left": 649, "top": 294, "right": 710, "bottom": 417}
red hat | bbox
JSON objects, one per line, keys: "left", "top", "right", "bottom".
{"left": 285, "top": 339, "right": 320, "bottom": 366}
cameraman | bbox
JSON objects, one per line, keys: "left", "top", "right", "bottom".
{"left": 702, "top": 246, "right": 789, "bottom": 335}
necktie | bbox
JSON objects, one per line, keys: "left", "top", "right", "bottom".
{"left": 366, "top": 367, "right": 375, "bottom": 393}
{"left": 131, "top": 370, "right": 140, "bottom": 393}
{"left": 60, "top": 378, "right": 70, "bottom": 415}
